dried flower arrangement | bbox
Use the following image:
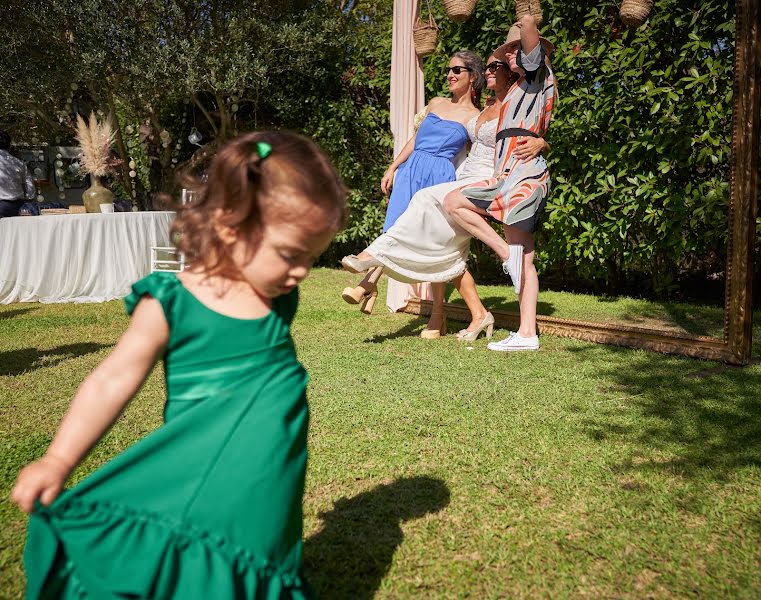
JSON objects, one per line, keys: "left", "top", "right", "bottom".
{"left": 75, "top": 113, "right": 116, "bottom": 177}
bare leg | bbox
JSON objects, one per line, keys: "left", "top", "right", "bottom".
{"left": 342, "top": 266, "right": 383, "bottom": 307}
{"left": 443, "top": 190, "right": 511, "bottom": 261}
{"left": 504, "top": 226, "right": 538, "bottom": 337}
{"left": 424, "top": 282, "right": 446, "bottom": 332}
{"left": 453, "top": 270, "right": 489, "bottom": 331}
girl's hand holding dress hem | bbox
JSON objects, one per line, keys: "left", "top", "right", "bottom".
{"left": 11, "top": 295, "right": 168, "bottom": 515}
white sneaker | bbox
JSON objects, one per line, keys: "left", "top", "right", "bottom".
{"left": 501, "top": 244, "right": 524, "bottom": 295}
{"left": 487, "top": 332, "right": 539, "bottom": 352}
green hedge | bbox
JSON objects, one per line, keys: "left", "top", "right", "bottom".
{"left": 422, "top": 0, "right": 738, "bottom": 298}
{"left": 332, "top": 0, "right": 741, "bottom": 300}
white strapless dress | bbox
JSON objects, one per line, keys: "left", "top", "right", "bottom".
{"left": 368, "top": 115, "right": 497, "bottom": 283}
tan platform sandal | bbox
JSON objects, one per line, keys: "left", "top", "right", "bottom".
{"left": 341, "top": 266, "right": 383, "bottom": 315}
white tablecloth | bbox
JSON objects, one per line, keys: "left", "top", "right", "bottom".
{"left": 0, "top": 211, "right": 175, "bottom": 304}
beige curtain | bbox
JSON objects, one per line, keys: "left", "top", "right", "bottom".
{"left": 387, "top": 0, "right": 432, "bottom": 312}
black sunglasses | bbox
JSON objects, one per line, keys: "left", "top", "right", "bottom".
{"left": 445, "top": 66, "right": 472, "bottom": 75}
{"left": 485, "top": 61, "right": 508, "bottom": 73}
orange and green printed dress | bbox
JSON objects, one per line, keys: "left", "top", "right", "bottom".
{"left": 24, "top": 272, "right": 314, "bottom": 599}
{"left": 461, "top": 43, "right": 557, "bottom": 232}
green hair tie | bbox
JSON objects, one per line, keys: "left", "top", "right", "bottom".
{"left": 256, "top": 141, "right": 272, "bottom": 160}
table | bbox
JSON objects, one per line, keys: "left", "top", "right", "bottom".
{"left": 0, "top": 211, "right": 175, "bottom": 304}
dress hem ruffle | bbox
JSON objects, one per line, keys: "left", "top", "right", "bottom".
{"left": 367, "top": 238, "right": 468, "bottom": 284}
{"left": 28, "top": 499, "right": 311, "bottom": 599}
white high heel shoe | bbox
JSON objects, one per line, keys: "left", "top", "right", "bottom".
{"left": 341, "top": 254, "right": 381, "bottom": 274}
{"left": 456, "top": 312, "right": 495, "bottom": 343}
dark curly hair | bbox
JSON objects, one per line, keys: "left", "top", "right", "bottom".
{"left": 172, "top": 130, "right": 348, "bottom": 279}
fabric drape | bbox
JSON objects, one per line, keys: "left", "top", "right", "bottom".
{"left": 388, "top": 0, "right": 431, "bottom": 311}
{"left": 0, "top": 212, "right": 174, "bottom": 304}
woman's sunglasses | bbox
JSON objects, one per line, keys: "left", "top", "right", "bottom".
{"left": 445, "top": 66, "right": 472, "bottom": 75}
{"left": 485, "top": 61, "right": 508, "bottom": 73}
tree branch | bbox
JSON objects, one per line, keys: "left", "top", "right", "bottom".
{"left": 192, "top": 94, "right": 218, "bottom": 136}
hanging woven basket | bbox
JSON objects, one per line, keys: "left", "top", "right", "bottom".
{"left": 620, "top": 0, "right": 654, "bottom": 27}
{"left": 515, "top": 0, "right": 543, "bottom": 26}
{"left": 413, "top": 2, "right": 438, "bottom": 58}
{"left": 442, "top": 0, "right": 477, "bottom": 23}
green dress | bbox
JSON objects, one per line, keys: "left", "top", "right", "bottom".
{"left": 24, "top": 272, "right": 313, "bottom": 599}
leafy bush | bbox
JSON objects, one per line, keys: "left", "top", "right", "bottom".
{"left": 425, "top": 0, "right": 737, "bottom": 298}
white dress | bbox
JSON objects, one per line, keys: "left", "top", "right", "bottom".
{"left": 369, "top": 114, "right": 498, "bottom": 284}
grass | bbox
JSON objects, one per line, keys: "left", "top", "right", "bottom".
{"left": 1, "top": 268, "right": 760, "bottom": 598}
{"left": 446, "top": 283, "right": 730, "bottom": 338}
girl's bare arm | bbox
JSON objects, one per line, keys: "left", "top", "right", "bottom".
{"left": 11, "top": 297, "right": 169, "bottom": 512}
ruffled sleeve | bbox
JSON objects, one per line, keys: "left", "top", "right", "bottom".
{"left": 124, "top": 271, "right": 181, "bottom": 326}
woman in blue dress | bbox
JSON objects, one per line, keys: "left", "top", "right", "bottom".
{"left": 342, "top": 51, "right": 484, "bottom": 330}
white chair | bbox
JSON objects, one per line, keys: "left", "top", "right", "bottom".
{"left": 150, "top": 246, "right": 185, "bottom": 273}
{"left": 150, "top": 189, "right": 194, "bottom": 273}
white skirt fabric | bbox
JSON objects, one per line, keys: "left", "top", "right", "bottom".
{"left": 367, "top": 176, "right": 486, "bottom": 284}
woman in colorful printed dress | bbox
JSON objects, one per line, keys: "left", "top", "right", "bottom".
{"left": 444, "top": 15, "right": 557, "bottom": 352}
{"left": 341, "top": 51, "right": 483, "bottom": 315}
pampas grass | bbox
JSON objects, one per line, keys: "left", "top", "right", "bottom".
{"left": 75, "top": 112, "right": 114, "bottom": 177}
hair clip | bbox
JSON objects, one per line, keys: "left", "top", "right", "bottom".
{"left": 256, "top": 142, "right": 272, "bottom": 160}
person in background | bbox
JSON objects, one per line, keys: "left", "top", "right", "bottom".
{"left": 0, "top": 130, "right": 36, "bottom": 218}
{"left": 12, "top": 131, "right": 348, "bottom": 598}
{"left": 341, "top": 51, "right": 484, "bottom": 319}
{"left": 443, "top": 16, "right": 557, "bottom": 352}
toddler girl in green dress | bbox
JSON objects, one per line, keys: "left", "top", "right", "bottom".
{"left": 11, "top": 131, "right": 348, "bottom": 599}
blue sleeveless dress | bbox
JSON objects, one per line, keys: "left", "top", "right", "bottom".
{"left": 383, "top": 113, "right": 469, "bottom": 232}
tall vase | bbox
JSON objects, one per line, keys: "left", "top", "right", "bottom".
{"left": 82, "top": 176, "right": 114, "bottom": 213}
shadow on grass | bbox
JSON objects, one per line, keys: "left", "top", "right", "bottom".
{"left": 447, "top": 292, "right": 557, "bottom": 317}
{"left": 0, "top": 307, "right": 38, "bottom": 320}
{"left": 363, "top": 318, "right": 429, "bottom": 343}
{"left": 0, "top": 343, "right": 109, "bottom": 377}
{"left": 303, "top": 476, "right": 450, "bottom": 599}
{"left": 570, "top": 345, "right": 761, "bottom": 481}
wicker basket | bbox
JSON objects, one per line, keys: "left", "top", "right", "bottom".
{"left": 620, "top": 0, "right": 654, "bottom": 27}
{"left": 515, "top": 0, "right": 543, "bottom": 26}
{"left": 442, "top": 0, "right": 477, "bottom": 22}
{"left": 413, "top": 12, "right": 438, "bottom": 58}
{"left": 530, "top": 0, "right": 544, "bottom": 25}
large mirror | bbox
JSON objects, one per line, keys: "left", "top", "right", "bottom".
{"left": 403, "top": 0, "right": 758, "bottom": 364}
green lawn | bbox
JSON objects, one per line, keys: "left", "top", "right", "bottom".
{"left": 1, "top": 268, "right": 760, "bottom": 598}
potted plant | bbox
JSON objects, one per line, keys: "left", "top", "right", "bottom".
{"left": 76, "top": 113, "right": 117, "bottom": 213}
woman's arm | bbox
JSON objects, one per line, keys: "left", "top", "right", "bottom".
{"left": 381, "top": 99, "right": 437, "bottom": 194}
{"left": 513, "top": 137, "right": 550, "bottom": 161}
{"left": 381, "top": 134, "right": 417, "bottom": 195}
{"left": 517, "top": 14, "right": 541, "bottom": 55}
{"left": 11, "top": 298, "right": 169, "bottom": 513}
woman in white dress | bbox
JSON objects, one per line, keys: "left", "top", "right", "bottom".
{"left": 342, "top": 52, "right": 548, "bottom": 339}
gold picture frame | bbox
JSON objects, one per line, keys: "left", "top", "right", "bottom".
{"left": 405, "top": 0, "right": 759, "bottom": 365}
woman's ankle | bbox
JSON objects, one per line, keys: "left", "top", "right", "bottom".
{"left": 468, "top": 310, "right": 487, "bottom": 327}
